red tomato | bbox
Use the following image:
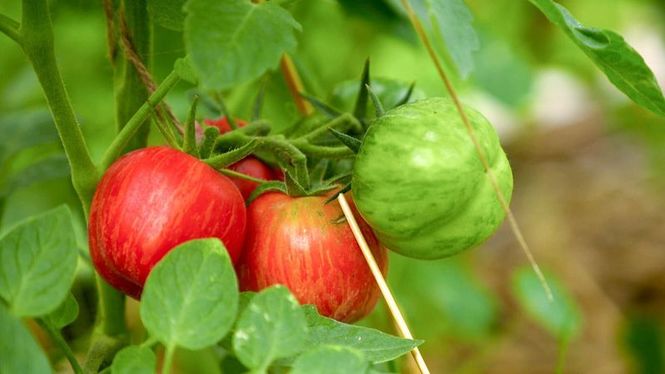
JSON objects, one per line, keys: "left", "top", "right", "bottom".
{"left": 238, "top": 191, "right": 387, "bottom": 323}
{"left": 273, "top": 168, "right": 285, "bottom": 181}
{"left": 228, "top": 156, "right": 275, "bottom": 199}
{"left": 88, "top": 146, "right": 246, "bottom": 299}
{"left": 204, "top": 116, "right": 247, "bottom": 133}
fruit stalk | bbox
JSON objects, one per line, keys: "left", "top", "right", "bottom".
{"left": 0, "top": 13, "right": 20, "bottom": 43}
{"left": 19, "top": 0, "right": 99, "bottom": 214}
{"left": 337, "top": 194, "right": 430, "bottom": 374}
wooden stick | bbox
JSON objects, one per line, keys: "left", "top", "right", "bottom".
{"left": 337, "top": 194, "right": 431, "bottom": 374}
{"left": 399, "top": 0, "right": 553, "bottom": 301}
{"left": 280, "top": 54, "right": 313, "bottom": 116}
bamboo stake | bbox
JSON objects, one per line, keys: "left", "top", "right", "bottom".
{"left": 337, "top": 194, "right": 431, "bottom": 374}
{"left": 280, "top": 54, "right": 313, "bottom": 116}
{"left": 399, "top": 0, "right": 553, "bottom": 301}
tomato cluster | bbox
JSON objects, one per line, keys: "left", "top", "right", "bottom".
{"left": 89, "top": 117, "right": 383, "bottom": 323}
{"left": 89, "top": 97, "right": 512, "bottom": 323}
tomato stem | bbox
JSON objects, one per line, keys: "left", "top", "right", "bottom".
{"left": 218, "top": 168, "right": 269, "bottom": 184}
{"left": 101, "top": 69, "right": 181, "bottom": 170}
{"left": 37, "top": 318, "right": 84, "bottom": 374}
{"left": 204, "top": 139, "right": 258, "bottom": 169}
{"left": 291, "top": 141, "right": 355, "bottom": 159}
{"left": 19, "top": 0, "right": 99, "bottom": 215}
{"left": 0, "top": 13, "right": 20, "bottom": 43}
{"left": 296, "top": 112, "right": 362, "bottom": 142}
{"left": 183, "top": 95, "right": 200, "bottom": 157}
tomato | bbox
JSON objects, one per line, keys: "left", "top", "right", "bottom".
{"left": 88, "top": 146, "right": 247, "bottom": 298}
{"left": 228, "top": 156, "right": 275, "bottom": 199}
{"left": 352, "top": 97, "right": 513, "bottom": 259}
{"left": 238, "top": 191, "right": 387, "bottom": 323}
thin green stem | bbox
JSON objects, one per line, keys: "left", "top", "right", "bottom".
{"left": 101, "top": 70, "right": 180, "bottom": 170}
{"left": 555, "top": 334, "right": 571, "bottom": 374}
{"left": 82, "top": 333, "right": 124, "bottom": 374}
{"left": 163, "top": 345, "right": 175, "bottom": 374}
{"left": 296, "top": 112, "right": 361, "bottom": 142}
{"left": 204, "top": 139, "right": 257, "bottom": 169}
{"left": 37, "top": 319, "right": 83, "bottom": 374}
{"left": 183, "top": 96, "right": 199, "bottom": 156}
{"left": 219, "top": 168, "right": 268, "bottom": 184}
{"left": 291, "top": 140, "right": 354, "bottom": 159}
{"left": 20, "top": 0, "right": 99, "bottom": 215}
{"left": 0, "top": 13, "right": 20, "bottom": 43}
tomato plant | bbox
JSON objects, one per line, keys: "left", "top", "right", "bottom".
{"left": 1, "top": 0, "right": 664, "bottom": 373}
{"left": 352, "top": 97, "right": 513, "bottom": 259}
{"left": 238, "top": 191, "right": 387, "bottom": 323}
{"left": 89, "top": 146, "right": 247, "bottom": 298}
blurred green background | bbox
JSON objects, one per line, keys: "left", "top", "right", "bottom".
{"left": 2, "top": 0, "right": 665, "bottom": 372}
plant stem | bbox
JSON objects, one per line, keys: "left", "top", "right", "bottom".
{"left": 0, "top": 13, "right": 20, "bottom": 43}
{"left": 296, "top": 112, "right": 361, "bottom": 142}
{"left": 114, "top": 0, "right": 153, "bottom": 152}
{"left": 19, "top": 0, "right": 99, "bottom": 214}
{"left": 37, "top": 319, "right": 84, "bottom": 374}
{"left": 218, "top": 168, "right": 267, "bottom": 184}
{"left": 400, "top": 0, "right": 553, "bottom": 301}
{"left": 83, "top": 333, "right": 124, "bottom": 374}
{"left": 163, "top": 345, "right": 175, "bottom": 374}
{"left": 291, "top": 141, "right": 354, "bottom": 159}
{"left": 20, "top": 1, "right": 129, "bottom": 367}
{"left": 101, "top": 70, "right": 180, "bottom": 169}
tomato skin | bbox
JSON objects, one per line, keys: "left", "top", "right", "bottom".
{"left": 352, "top": 97, "right": 513, "bottom": 259}
{"left": 228, "top": 156, "right": 275, "bottom": 199}
{"left": 88, "top": 146, "right": 247, "bottom": 299}
{"left": 238, "top": 192, "right": 387, "bottom": 323}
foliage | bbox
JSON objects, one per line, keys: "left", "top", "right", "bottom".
{"left": 0, "top": 0, "right": 664, "bottom": 372}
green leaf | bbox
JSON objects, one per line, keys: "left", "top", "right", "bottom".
{"left": 140, "top": 239, "right": 239, "bottom": 350}
{"left": 0, "top": 305, "right": 50, "bottom": 374}
{"left": 385, "top": 0, "right": 478, "bottom": 78}
{"left": 420, "top": 0, "right": 479, "bottom": 78}
{"left": 292, "top": 346, "right": 369, "bottom": 374}
{"left": 0, "top": 205, "right": 77, "bottom": 317}
{"left": 42, "top": 292, "right": 78, "bottom": 329}
{"left": 233, "top": 285, "right": 308, "bottom": 370}
{"left": 303, "top": 306, "right": 421, "bottom": 363}
{"left": 184, "top": 0, "right": 301, "bottom": 90}
{"left": 390, "top": 258, "right": 497, "bottom": 340}
{"left": 0, "top": 110, "right": 59, "bottom": 166}
{"left": 529, "top": 0, "right": 665, "bottom": 116}
{"left": 0, "top": 154, "right": 69, "bottom": 198}
{"left": 512, "top": 266, "right": 582, "bottom": 339}
{"left": 111, "top": 346, "right": 157, "bottom": 374}
{"left": 148, "top": 0, "right": 185, "bottom": 31}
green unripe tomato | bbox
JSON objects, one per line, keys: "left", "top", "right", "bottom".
{"left": 352, "top": 97, "right": 513, "bottom": 259}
